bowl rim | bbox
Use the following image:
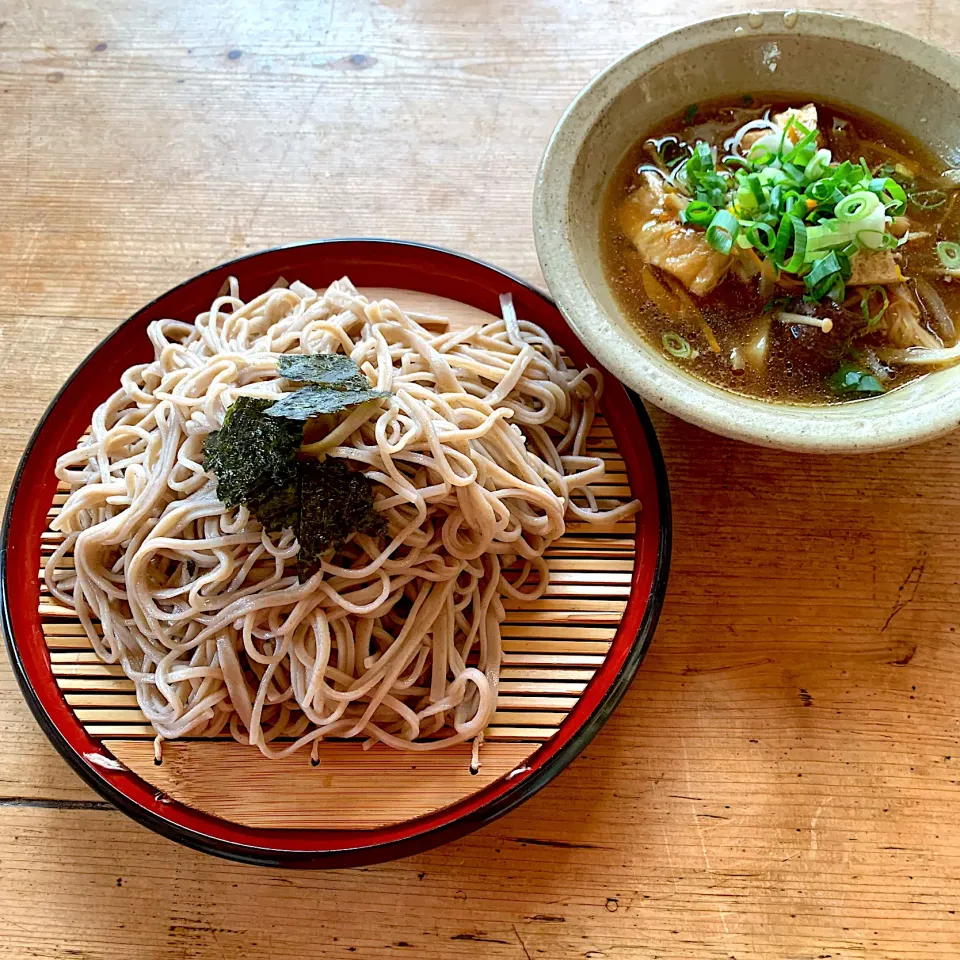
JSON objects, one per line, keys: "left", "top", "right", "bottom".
{"left": 1, "top": 237, "right": 672, "bottom": 868}
{"left": 533, "top": 9, "right": 960, "bottom": 453}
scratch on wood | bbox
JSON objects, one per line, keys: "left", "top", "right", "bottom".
{"left": 809, "top": 796, "right": 833, "bottom": 858}
{"left": 505, "top": 836, "right": 605, "bottom": 850}
{"left": 681, "top": 738, "right": 729, "bottom": 934}
{"left": 451, "top": 933, "right": 511, "bottom": 945}
{"left": 659, "top": 822, "right": 675, "bottom": 868}
{"left": 881, "top": 555, "right": 926, "bottom": 632}
{"left": 0, "top": 797, "right": 113, "bottom": 811}
{"left": 892, "top": 644, "right": 918, "bottom": 666}
{"left": 512, "top": 923, "right": 533, "bottom": 960}
{"left": 682, "top": 657, "right": 773, "bottom": 675}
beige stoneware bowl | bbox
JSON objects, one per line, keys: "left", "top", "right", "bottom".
{"left": 534, "top": 10, "right": 960, "bottom": 453}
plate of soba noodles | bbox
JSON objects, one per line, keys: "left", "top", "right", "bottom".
{"left": 1, "top": 239, "right": 670, "bottom": 867}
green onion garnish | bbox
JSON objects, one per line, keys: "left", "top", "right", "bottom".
{"left": 857, "top": 230, "right": 898, "bottom": 251}
{"left": 746, "top": 174, "right": 765, "bottom": 208}
{"left": 860, "top": 285, "right": 889, "bottom": 330}
{"left": 835, "top": 190, "right": 881, "bottom": 222}
{"left": 804, "top": 149, "right": 832, "bottom": 182}
{"left": 787, "top": 195, "right": 809, "bottom": 219}
{"left": 784, "top": 127, "right": 818, "bottom": 167}
{"left": 909, "top": 189, "right": 948, "bottom": 210}
{"left": 681, "top": 200, "right": 717, "bottom": 227}
{"left": 784, "top": 217, "right": 808, "bottom": 271}
{"left": 665, "top": 112, "right": 945, "bottom": 304}
{"left": 746, "top": 222, "right": 776, "bottom": 253}
{"left": 807, "top": 179, "right": 838, "bottom": 203}
{"left": 829, "top": 364, "right": 885, "bottom": 396}
{"left": 937, "top": 240, "right": 960, "bottom": 272}
{"left": 868, "top": 176, "right": 907, "bottom": 216}
{"left": 805, "top": 251, "right": 845, "bottom": 300}
{"left": 705, "top": 209, "right": 739, "bottom": 255}
{"left": 774, "top": 215, "right": 808, "bottom": 270}
{"left": 722, "top": 154, "right": 751, "bottom": 170}
{"left": 662, "top": 332, "right": 695, "bottom": 359}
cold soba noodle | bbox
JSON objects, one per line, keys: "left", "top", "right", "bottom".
{"left": 602, "top": 97, "right": 960, "bottom": 403}
{"left": 46, "top": 277, "right": 638, "bottom": 766}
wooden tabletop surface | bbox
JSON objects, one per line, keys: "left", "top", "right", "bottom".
{"left": 4, "top": 1, "right": 960, "bottom": 957}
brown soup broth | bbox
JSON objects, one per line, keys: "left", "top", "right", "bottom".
{"left": 600, "top": 95, "right": 960, "bottom": 404}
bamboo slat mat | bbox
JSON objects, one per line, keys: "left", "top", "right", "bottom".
{"left": 36, "top": 291, "right": 637, "bottom": 830}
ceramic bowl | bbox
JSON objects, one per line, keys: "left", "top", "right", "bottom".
{"left": 534, "top": 10, "right": 960, "bottom": 453}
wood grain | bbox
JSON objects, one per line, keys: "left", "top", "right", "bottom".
{"left": 4, "top": 0, "right": 960, "bottom": 957}
{"left": 106, "top": 740, "right": 538, "bottom": 829}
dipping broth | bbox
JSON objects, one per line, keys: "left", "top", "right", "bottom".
{"left": 600, "top": 97, "right": 960, "bottom": 404}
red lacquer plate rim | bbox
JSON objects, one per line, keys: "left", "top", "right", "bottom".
{"left": 1, "top": 239, "right": 671, "bottom": 868}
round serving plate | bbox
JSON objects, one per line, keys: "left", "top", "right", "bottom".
{"left": 1, "top": 239, "right": 670, "bottom": 867}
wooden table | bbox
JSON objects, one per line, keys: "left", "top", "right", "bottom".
{"left": 3, "top": 1, "right": 960, "bottom": 956}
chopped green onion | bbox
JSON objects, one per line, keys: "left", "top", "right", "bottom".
{"left": 909, "top": 189, "right": 948, "bottom": 210}
{"left": 784, "top": 126, "right": 818, "bottom": 167}
{"left": 773, "top": 215, "right": 807, "bottom": 271}
{"left": 834, "top": 160, "right": 855, "bottom": 180}
{"left": 746, "top": 174, "right": 765, "bottom": 207}
{"left": 868, "top": 177, "right": 907, "bottom": 216}
{"left": 787, "top": 194, "right": 808, "bottom": 219}
{"left": 857, "top": 229, "right": 897, "bottom": 251}
{"left": 748, "top": 131, "right": 785, "bottom": 165}
{"left": 767, "top": 184, "right": 783, "bottom": 217}
{"left": 735, "top": 182, "right": 759, "bottom": 213}
{"left": 756, "top": 166, "right": 787, "bottom": 188}
{"left": 722, "top": 154, "right": 751, "bottom": 170}
{"left": 689, "top": 141, "right": 713, "bottom": 171}
{"left": 777, "top": 118, "right": 794, "bottom": 157}
{"left": 705, "top": 209, "right": 739, "bottom": 255}
{"left": 804, "top": 149, "right": 832, "bottom": 181}
{"left": 684, "top": 103, "right": 698, "bottom": 123}
{"left": 785, "top": 217, "right": 807, "bottom": 271}
{"left": 781, "top": 162, "right": 805, "bottom": 185}
{"left": 681, "top": 200, "right": 717, "bottom": 227}
{"left": 829, "top": 364, "right": 885, "bottom": 396}
{"left": 860, "top": 285, "right": 889, "bottom": 330}
{"left": 805, "top": 220, "right": 854, "bottom": 259}
{"left": 808, "top": 179, "right": 839, "bottom": 203}
{"left": 746, "top": 222, "right": 776, "bottom": 253}
{"left": 662, "top": 332, "right": 695, "bottom": 359}
{"left": 750, "top": 147, "right": 776, "bottom": 166}
{"left": 805, "top": 251, "right": 845, "bottom": 300}
{"left": 684, "top": 141, "right": 729, "bottom": 207}
{"left": 937, "top": 240, "right": 960, "bottom": 272}
{"left": 835, "top": 191, "right": 881, "bottom": 222}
